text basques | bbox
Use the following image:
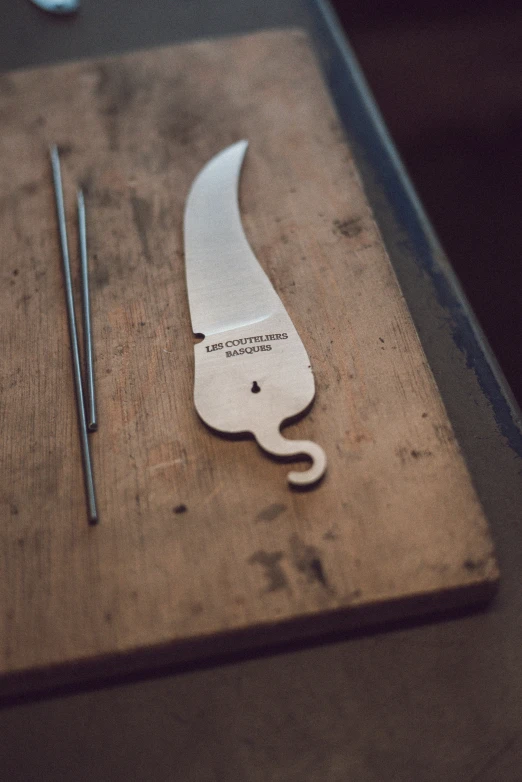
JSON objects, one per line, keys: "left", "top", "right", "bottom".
{"left": 204, "top": 332, "right": 289, "bottom": 358}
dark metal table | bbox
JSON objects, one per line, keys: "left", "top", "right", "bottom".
{"left": 1, "top": 1, "right": 521, "bottom": 779}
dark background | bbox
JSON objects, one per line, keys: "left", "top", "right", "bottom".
{"left": 334, "top": 0, "right": 522, "bottom": 404}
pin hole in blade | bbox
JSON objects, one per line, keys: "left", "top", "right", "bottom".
{"left": 251, "top": 381, "right": 261, "bottom": 393}
{"left": 193, "top": 333, "right": 205, "bottom": 344}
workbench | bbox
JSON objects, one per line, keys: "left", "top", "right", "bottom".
{"left": 1, "top": 1, "right": 521, "bottom": 780}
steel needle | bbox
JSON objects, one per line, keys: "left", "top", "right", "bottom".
{"left": 78, "top": 189, "right": 97, "bottom": 432}
{"left": 50, "top": 145, "right": 98, "bottom": 525}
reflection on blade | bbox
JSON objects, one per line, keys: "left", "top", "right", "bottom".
{"left": 183, "top": 141, "right": 282, "bottom": 337}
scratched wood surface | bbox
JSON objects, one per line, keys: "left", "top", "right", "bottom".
{"left": 0, "top": 30, "right": 498, "bottom": 696}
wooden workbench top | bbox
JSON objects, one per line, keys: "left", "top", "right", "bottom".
{"left": 0, "top": 29, "right": 497, "bottom": 696}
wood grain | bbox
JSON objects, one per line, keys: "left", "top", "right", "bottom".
{"left": 0, "top": 30, "right": 498, "bottom": 696}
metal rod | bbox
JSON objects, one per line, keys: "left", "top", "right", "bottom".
{"left": 50, "top": 145, "right": 98, "bottom": 525}
{"left": 77, "top": 189, "right": 97, "bottom": 432}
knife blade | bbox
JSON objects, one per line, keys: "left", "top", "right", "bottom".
{"left": 183, "top": 141, "right": 326, "bottom": 486}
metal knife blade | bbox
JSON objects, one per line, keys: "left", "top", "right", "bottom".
{"left": 183, "top": 141, "right": 326, "bottom": 486}
{"left": 184, "top": 141, "right": 282, "bottom": 337}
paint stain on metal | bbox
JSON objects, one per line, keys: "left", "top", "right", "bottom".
{"left": 333, "top": 217, "right": 363, "bottom": 238}
{"left": 249, "top": 550, "right": 288, "bottom": 592}
{"left": 256, "top": 503, "right": 286, "bottom": 523}
{"left": 289, "top": 533, "right": 330, "bottom": 590}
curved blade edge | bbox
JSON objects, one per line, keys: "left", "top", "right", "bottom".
{"left": 183, "top": 141, "right": 283, "bottom": 336}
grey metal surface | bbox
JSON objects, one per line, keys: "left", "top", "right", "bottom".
{"left": 1, "top": 1, "right": 522, "bottom": 780}
{"left": 184, "top": 141, "right": 282, "bottom": 336}
{"left": 0, "top": 0, "right": 305, "bottom": 70}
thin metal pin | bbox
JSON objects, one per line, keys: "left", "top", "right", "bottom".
{"left": 77, "top": 189, "right": 97, "bottom": 432}
{"left": 50, "top": 145, "right": 98, "bottom": 525}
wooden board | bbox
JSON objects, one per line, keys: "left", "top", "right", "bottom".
{"left": 0, "top": 29, "right": 498, "bottom": 696}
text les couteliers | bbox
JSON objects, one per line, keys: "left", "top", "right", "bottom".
{"left": 205, "top": 332, "right": 289, "bottom": 358}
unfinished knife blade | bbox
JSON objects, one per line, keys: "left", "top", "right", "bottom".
{"left": 183, "top": 141, "right": 326, "bottom": 486}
